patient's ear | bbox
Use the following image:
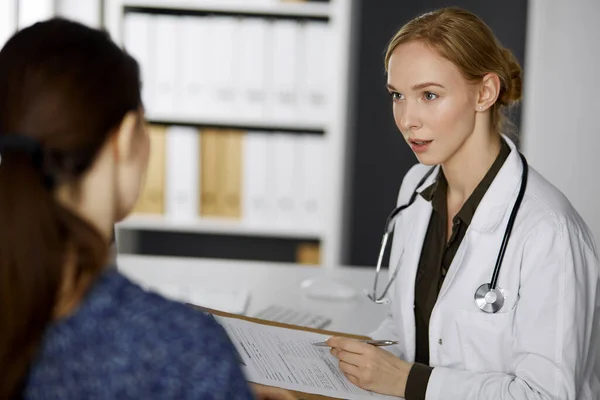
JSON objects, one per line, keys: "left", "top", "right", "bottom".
{"left": 114, "top": 111, "right": 139, "bottom": 163}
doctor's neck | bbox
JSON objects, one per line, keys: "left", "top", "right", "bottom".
{"left": 441, "top": 129, "right": 502, "bottom": 203}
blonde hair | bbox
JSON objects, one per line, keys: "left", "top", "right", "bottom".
{"left": 385, "top": 7, "right": 522, "bottom": 135}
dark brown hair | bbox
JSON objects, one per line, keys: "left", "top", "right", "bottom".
{"left": 385, "top": 7, "right": 522, "bottom": 135}
{"left": 0, "top": 19, "right": 141, "bottom": 397}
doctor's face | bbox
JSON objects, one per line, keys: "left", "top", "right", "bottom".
{"left": 387, "top": 40, "right": 479, "bottom": 166}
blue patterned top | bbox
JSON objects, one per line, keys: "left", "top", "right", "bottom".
{"left": 23, "top": 268, "right": 254, "bottom": 399}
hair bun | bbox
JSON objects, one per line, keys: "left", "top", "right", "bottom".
{"left": 499, "top": 48, "right": 522, "bottom": 106}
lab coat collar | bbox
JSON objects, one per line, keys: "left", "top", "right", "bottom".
{"left": 470, "top": 135, "right": 523, "bottom": 233}
{"left": 414, "top": 135, "right": 523, "bottom": 233}
{"left": 415, "top": 166, "right": 440, "bottom": 194}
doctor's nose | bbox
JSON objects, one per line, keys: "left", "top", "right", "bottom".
{"left": 397, "top": 102, "right": 422, "bottom": 132}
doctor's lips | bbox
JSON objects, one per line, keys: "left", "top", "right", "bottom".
{"left": 409, "top": 138, "right": 433, "bottom": 153}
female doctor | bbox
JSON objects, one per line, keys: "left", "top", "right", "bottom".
{"left": 327, "top": 7, "right": 600, "bottom": 400}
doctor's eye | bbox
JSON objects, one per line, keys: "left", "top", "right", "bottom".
{"left": 423, "top": 91, "right": 439, "bottom": 101}
{"left": 389, "top": 92, "right": 404, "bottom": 102}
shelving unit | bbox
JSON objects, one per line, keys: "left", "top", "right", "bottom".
{"left": 118, "top": 0, "right": 331, "bottom": 19}
{"left": 104, "top": 0, "right": 354, "bottom": 268}
{"left": 145, "top": 113, "right": 327, "bottom": 134}
{"left": 117, "top": 215, "right": 322, "bottom": 240}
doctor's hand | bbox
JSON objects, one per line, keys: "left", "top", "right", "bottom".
{"left": 327, "top": 336, "right": 412, "bottom": 398}
{"left": 249, "top": 383, "right": 297, "bottom": 400}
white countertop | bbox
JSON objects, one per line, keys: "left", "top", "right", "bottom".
{"left": 116, "top": 254, "right": 389, "bottom": 336}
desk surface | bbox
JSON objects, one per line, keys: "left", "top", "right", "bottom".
{"left": 116, "top": 255, "right": 389, "bottom": 336}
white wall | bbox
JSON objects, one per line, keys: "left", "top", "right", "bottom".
{"left": 522, "top": 0, "right": 600, "bottom": 247}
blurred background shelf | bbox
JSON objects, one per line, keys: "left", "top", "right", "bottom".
{"left": 117, "top": 215, "right": 323, "bottom": 240}
{"left": 145, "top": 113, "right": 327, "bottom": 134}
{"left": 102, "top": 0, "right": 351, "bottom": 267}
{"left": 121, "top": 0, "right": 332, "bottom": 19}
{"left": 11, "top": 0, "right": 578, "bottom": 268}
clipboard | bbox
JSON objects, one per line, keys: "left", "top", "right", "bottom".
{"left": 191, "top": 306, "right": 371, "bottom": 400}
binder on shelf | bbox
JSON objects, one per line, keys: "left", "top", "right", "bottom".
{"left": 199, "top": 129, "right": 221, "bottom": 217}
{"left": 269, "top": 19, "right": 301, "bottom": 121}
{"left": 56, "top": 0, "right": 101, "bottom": 27}
{"left": 296, "top": 242, "right": 321, "bottom": 265}
{"left": 134, "top": 124, "right": 166, "bottom": 215}
{"left": 270, "top": 133, "right": 298, "bottom": 224}
{"left": 302, "top": 21, "right": 330, "bottom": 125}
{"left": 153, "top": 15, "right": 179, "bottom": 116}
{"left": 242, "top": 131, "right": 271, "bottom": 223}
{"left": 123, "top": 13, "right": 156, "bottom": 115}
{"left": 165, "top": 126, "right": 200, "bottom": 220}
{"left": 17, "top": 0, "right": 53, "bottom": 29}
{"left": 219, "top": 130, "right": 244, "bottom": 219}
{"left": 238, "top": 17, "right": 269, "bottom": 119}
{"left": 209, "top": 16, "right": 237, "bottom": 118}
{"left": 178, "top": 16, "right": 210, "bottom": 118}
{"left": 299, "top": 134, "right": 323, "bottom": 228}
{"left": 0, "top": 0, "right": 16, "bottom": 48}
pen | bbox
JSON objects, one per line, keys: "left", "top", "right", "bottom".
{"left": 312, "top": 340, "right": 399, "bottom": 347}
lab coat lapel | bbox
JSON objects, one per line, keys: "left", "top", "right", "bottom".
{"left": 469, "top": 136, "right": 523, "bottom": 232}
{"left": 437, "top": 232, "right": 469, "bottom": 300}
{"left": 400, "top": 195, "right": 433, "bottom": 361}
{"left": 436, "top": 135, "right": 523, "bottom": 299}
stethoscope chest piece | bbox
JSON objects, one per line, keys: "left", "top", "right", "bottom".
{"left": 475, "top": 283, "right": 504, "bottom": 313}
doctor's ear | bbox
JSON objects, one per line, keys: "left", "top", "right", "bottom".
{"left": 476, "top": 73, "right": 501, "bottom": 112}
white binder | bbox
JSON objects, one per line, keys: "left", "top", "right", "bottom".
{"left": 238, "top": 17, "right": 269, "bottom": 120}
{"left": 269, "top": 20, "right": 301, "bottom": 122}
{"left": 270, "top": 133, "right": 298, "bottom": 225}
{"left": 17, "top": 0, "right": 53, "bottom": 29}
{"left": 242, "top": 132, "right": 271, "bottom": 222}
{"left": 56, "top": 0, "right": 100, "bottom": 27}
{"left": 153, "top": 15, "right": 179, "bottom": 116}
{"left": 165, "top": 126, "right": 200, "bottom": 220}
{"left": 0, "top": 0, "right": 17, "bottom": 48}
{"left": 178, "top": 16, "right": 209, "bottom": 119}
{"left": 123, "top": 13, "right": 156, "bottom": 115}
{"left": 304, "top": 21, "right": 330, "bottom": 125}
{"left": 210, "top": 16, "right": 237, "bottom": 118}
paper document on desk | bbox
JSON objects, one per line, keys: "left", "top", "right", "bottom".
{"left": 214, "top": 315, "right": 398, "bottom": 400}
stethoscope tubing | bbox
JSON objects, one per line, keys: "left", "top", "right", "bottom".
{"left": 370, "top": 152, "right": 529, "bottom": 312}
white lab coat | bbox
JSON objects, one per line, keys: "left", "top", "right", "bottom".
{"left": 371, "top": 137, "right": 600, "bottom": 399}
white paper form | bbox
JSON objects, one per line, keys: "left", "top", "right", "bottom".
{"left": 214, "top": 315, "right": 399, "bottom": 400}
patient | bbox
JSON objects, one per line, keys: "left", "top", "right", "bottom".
{"left": 0, "top": 19, "right": 293, "bottom": 399}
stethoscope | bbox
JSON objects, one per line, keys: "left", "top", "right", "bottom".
{"left": 366, "top": 152, "right": 528, "bottom": 313}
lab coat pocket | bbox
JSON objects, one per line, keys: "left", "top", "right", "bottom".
{"left": 455, "top": 308, "right": 514, "bottom": 373}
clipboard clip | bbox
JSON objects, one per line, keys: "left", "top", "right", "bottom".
{"left": 312, "top": 339, "right": 398, "bottom": 347}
